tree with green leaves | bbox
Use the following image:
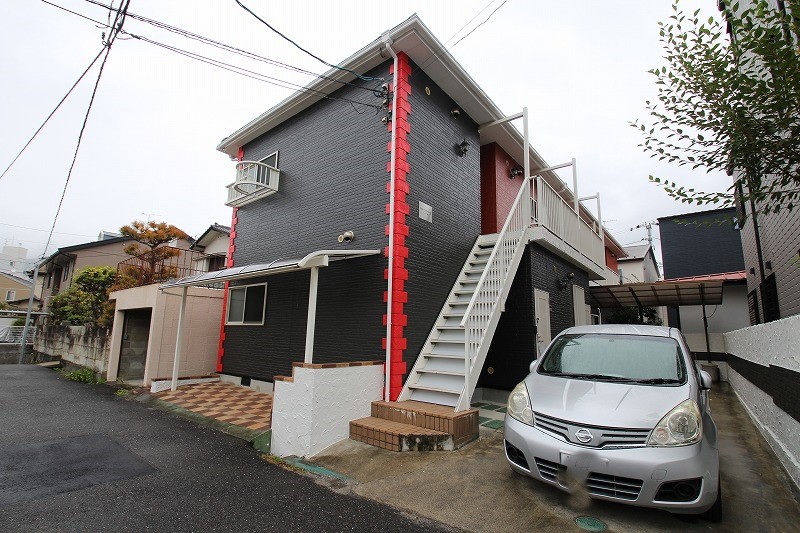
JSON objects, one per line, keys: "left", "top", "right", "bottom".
{"left": 49, "top": 266, "right": 117, "bottom": 326}
{"left": 118, "top": 220, "right": 189, "bottom": 286}
{"left": 634, "top": 0, "right": 800, "bottom": 217}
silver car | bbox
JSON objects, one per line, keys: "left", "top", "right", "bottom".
{"left": 504, "top": 324, "right": 721, "bottom": 521}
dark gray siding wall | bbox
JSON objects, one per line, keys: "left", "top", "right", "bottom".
{"left": 478, "top": 243, "right": 589, "bottom": 390}
{"left": 223, "top": 256, "right": 385, "bottom": 381}
{"left": 223, "top": 63, "right": 391, "bottom": 379}
{"left": 658, "top": 208, "right": 744, "bottom": 279}
{"left": 236, "top": 63, "right": 391, "bottom": 263}
{"left": 403, "top": 61, "right": 482, "bottom": 366}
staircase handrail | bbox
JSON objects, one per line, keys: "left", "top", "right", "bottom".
{"left": 459, "top": 176, "right": 532, "bottom": 409}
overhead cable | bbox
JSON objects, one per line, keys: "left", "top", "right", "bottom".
{"left": 234, "top": 0, "right": 383, "bottom": 82}
{"left": 0, "top": 47, "right": 105, "bottom": 182}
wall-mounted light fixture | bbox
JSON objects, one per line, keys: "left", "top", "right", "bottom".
{"left": 559, "top": 272, "right": 575, "bottom": 290}
{"left": 451, "top": 108, "right": 461, "bottom": 119}
{"left": 510, "top": 168, "right": 523, "bottom": 179}
{"left": 749, "top": 267, "right": 756, "bottom": 275}
{"left": 455, "top": 139, "right": 469, "bottom": 157}
{"left": 765, "top": 260, "right": 773, "bottom": 270}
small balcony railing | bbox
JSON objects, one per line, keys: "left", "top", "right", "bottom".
{"left": 225, "top": 161, "right": 280, "bottom": 207}
{"left": 117, "top": 247, "right": 206, "bottom": 288}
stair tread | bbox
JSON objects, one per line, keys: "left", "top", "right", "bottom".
{"left": 421, "top": 352, "right": 465, "bottom": 359}
{"left": 351, "top": 416, "right": 449, "bottom": 436}
{"left": 418, "top": 368, "right": 465, "bottom": 377}
{"left": 408, "top": 383, "right": 461, "bottom": 395}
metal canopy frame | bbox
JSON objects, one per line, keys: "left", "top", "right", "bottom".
{"left": 589, "top": 280, "right": 724, "bottom": 309}
{"left": 163, "top": 249, "right": 380, "bottom": 391}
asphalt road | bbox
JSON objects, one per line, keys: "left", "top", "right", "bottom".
{"left": 0, "top": 366, "right": 451, "bottom": 533}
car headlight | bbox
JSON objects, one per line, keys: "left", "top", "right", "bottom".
{"left": 507, "top": 381, "right": 533, "bottom": 426}
{"left": 647, "top": 399, "right": 702, "bottom": 447}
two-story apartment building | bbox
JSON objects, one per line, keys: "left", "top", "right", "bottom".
{"left": 167, "top": 16, "right": 624, "bottom": 421}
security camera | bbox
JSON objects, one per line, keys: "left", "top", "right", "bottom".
{"left": 566, "top": 272, "right": 575, "bottom": 280}
{"left": 451, "top": 108, "right": 461, "bottom": 119}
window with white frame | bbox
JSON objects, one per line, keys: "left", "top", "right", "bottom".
{"left": 5, "top": 290, "right": 15, "bottom": 301}
{"left": 262, "top": 151, "right": 278, "bottom": 168}
{"left": 226, "top": 283, "right": 267, "bottom": 325}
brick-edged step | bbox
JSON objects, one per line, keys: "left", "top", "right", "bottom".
{"left": 349, "top": 400, "right": 479, "bottom": 452}
{"left": 350, "top": 417, "right": 452, "bottom": 451}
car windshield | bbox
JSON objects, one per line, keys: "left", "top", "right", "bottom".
{"left": 538, "top": 333, "right": 687, "bottom": 384}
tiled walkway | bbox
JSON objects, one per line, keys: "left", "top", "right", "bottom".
{"left": 472, "top": 401, "right": 506, "bottom": 430}
{"left": 155, "top": 381, "right": 272, "bottom": 432}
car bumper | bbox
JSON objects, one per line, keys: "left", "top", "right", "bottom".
{"left": 503, "top": 415, "right": 719, "bottom": 514}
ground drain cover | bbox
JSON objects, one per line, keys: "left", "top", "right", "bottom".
{"left": 575, "top": 516, "right": 607, "bottom": 531}
{"left": 0, "top": 434, "right": 156, "bottom": 508}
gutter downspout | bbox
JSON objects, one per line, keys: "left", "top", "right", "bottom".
{"left": 383, "top": 36, "right": 399, "bottom": 402}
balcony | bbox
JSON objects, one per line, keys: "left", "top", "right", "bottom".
{"left": 117, "top": 247, "right": 206, "bottom": 288}
{"left": 534, "top": 178, "right": 606, "bottom": 273}
{"left": 226, "top": 160, "right": 280, "bottom": 207}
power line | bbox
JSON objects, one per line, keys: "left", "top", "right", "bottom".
{"left": 0, "top": 46, "right": 105, "bottom": 182}
{"left": 234, "top": 0, "right": 383, "bottom": 82}
{"left": 81, "top": 0, "right": 385, "bottom": 95}
{"left": 452, "top": 1, "right": 509, "bottom": 47}
{"left": 0, "top": 222, "right": 96, "bottom": 238}
{"left": 44, "top": 0, "right": 383, "bottom": 111}
{"left": 43, "top": 0, "right": 130, "bottom": 257}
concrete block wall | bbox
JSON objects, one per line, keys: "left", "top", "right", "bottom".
{"left": 724, "top": 315, "right": 800, "bottom": 488}
{"left": 33, "top": 325, "right": 110, "bottom": 373}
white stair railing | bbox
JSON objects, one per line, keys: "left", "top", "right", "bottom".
{"left": 457, "top": 176, "right": 533, "bottom": 411}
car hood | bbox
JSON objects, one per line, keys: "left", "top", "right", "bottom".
{"left": 525, "top": 373, "right": 691, "bottom": 429}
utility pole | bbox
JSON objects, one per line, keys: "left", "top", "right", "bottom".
{"left": 18, "top": 258, "right": 42, "bottom": 364}
{"left": 631, "top": 221, "right": 659, "bottom": 250}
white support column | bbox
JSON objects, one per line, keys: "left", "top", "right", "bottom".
{"left": 305, "top": 266, "right": 320, "bottom": 364}
{"left": 171, "top": 286, "right": 188, "bottom": 392}
{"left": 572, "top": 158, "right": 579, "bottom": 213}
{"left": 523, "top": 107, "right": 531, "bottom": 222}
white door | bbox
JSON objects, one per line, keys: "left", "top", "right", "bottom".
{"left": 572, "top": 285, "right": 589, "bottom": 326}
{"left": 534, "top": 289, "right": 551, "bottom": 356}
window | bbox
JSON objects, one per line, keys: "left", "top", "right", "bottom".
{"left": 5, "top": 290, "right": 15, "bottom": 302}
{"left": 226, "top": 284, "right": 267, "bottom": 325}
{"left": 261, "top": 151, "right": 279, "bottom": 168}
{"left": 208, "top": 255, "right": 227, "bottom": 272}
{"left": 63, "top": 262, "right": 70, "bottom": 281}
{"left": 761, "top": 274, "right": 780, "bottom": 323}
{"left": 747, "top": 289, "right": 760, "bottom": 325}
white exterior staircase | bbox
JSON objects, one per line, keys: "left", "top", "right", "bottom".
{"left": 399, "top": 176, "right": 534, "bottom": 411}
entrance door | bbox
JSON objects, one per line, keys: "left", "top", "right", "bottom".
{"left": 534, "top": 289, "right": 551, "bottom": 356}
{"left": 118, "top": 309, "right": 152, "bottom": 381}
{"left": 572, "top": 285, "right": 589, "bottom": 326}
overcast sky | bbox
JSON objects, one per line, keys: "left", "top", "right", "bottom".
{"left": 0, "top": 0, "right": 731, "bottom": 272}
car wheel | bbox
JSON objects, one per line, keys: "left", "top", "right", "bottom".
{"left": 702, "top": 479, "right": 722, "bottom": 522}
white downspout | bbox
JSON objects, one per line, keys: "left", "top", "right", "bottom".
{"left": 383, "top": 37, "right": 399, "bottom": 402}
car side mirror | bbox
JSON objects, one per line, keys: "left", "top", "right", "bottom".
{"left": 529, "top": 360, "right": 537, "bottom": 373}
{"left": 699, "top": 370, "right": 712, "bottom": 390}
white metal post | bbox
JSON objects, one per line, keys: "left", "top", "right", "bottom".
{"left": 170, "top": 286, "right": 188, "bottom": 392}
{"left": 572, "top": 158, "right": 579, "bottom": 213}
{"left": 523, "top": 107, "right": 531, "bottom": 222}
{"left": 304, "top": 266, "right": 319, "bottom": 364}
{"left": 383, "top": 37, "right": 399, "bottom": 402}
{"left": 597, "top": 192, "right": 604, "bottom": 241}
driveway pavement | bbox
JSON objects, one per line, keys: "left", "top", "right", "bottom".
{"left": 311, "top": 382, "right": 800, "bottom": 532}
{"left": 0, "top": 366, "right": 452, "bottom": 533}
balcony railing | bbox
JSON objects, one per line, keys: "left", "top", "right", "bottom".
{"left": 226, "top": 160, "right": 280, "bottom": 207}
{"left": 535, "top": 178, "right": 605, "bottom": 270}
{"left": 117, "top": 247, "right": 206, "bottom": 288}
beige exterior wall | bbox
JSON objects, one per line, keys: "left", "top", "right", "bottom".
{"left": 107, "top": 284, "right": 223, "bottom": 385}
{"left": 1, "top": 274, "right": 32, "bottom": 304}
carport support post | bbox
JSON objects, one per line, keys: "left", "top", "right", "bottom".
{"left": 700, "top": 283, "right": 710, "bottom": 352}
{"left": 171, "top": 286, "right": 188, "bottom": 392}
{"left": 304, "top": 266, "right": 319, "bottom": 364}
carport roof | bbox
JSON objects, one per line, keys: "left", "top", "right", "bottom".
{"left": 161, "top": 249, "right": 381, "bottom": 288}
{"left": 589, "top": 280, "right": 724, "bottom": 308}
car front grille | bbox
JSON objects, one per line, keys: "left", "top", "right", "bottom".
{"left": 586, "top": 472, "right": 643, "bottom": 501}
{"left": 534, "top": 457, "right": 565, "bottom": 483}
{"left": 533, "top": 412, "right": 651, "bottom": 448}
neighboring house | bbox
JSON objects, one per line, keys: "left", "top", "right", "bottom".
{"left": 618, "top": 244, "right": 660, "bottom": 284}
{"left": 658, "top": 207, "right": 749, "bottom": 353}
{"left": 38, "top": 236, "right": 132, "bottom": 310}
{"left": 1, "top": 270, "right": 33, "bottom": 307}
{"left": 190, "top": 223, "right": 230, "bottom": 273}
{"left": 165, "top": 15, "right": 624, "bottom": 418}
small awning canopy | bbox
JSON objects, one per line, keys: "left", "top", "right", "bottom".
{"left": 161, "top": 249, "right": 381, "bottom": 289}
{"left": 589, "top": 280, "right": 725, "bottom": 308}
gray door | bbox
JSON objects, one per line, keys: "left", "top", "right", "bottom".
{"left": 118, "top": 309, "right": 151, "bottom": 381}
